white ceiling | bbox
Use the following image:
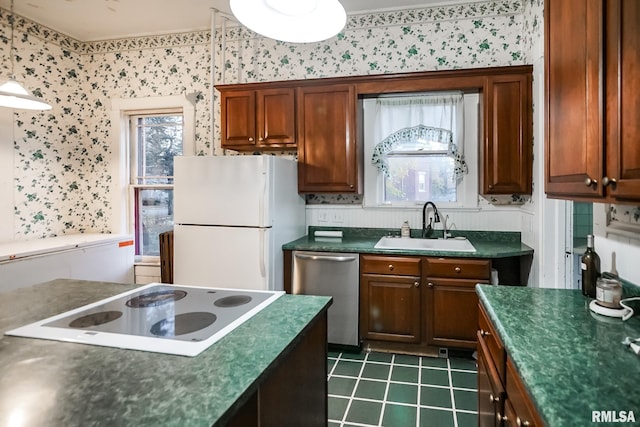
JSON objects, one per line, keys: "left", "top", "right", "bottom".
{"left": 0, "top": 0, "right": 469, "bottom": 41}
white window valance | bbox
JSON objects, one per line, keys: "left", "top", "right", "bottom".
{"left": 370, "top": 93, "right": 468, "bottom": 181}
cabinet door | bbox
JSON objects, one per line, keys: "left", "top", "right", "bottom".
{"left": 297, "top": 84, "right": 358, "bottom": 193}
{"left": 505, "top": 358, "right": 544, "bottom": 427}
{"left": 360, "top": 274, "right": 421, "bottom": 343}
{"left": 545, "top": 0, "right": 605, "bottom": 198}
{"left": 221, "top": 90, "right": 257, "bottom": 148}
{"left": 257, "top": 88, "right": 296, "bottom": 147}
{"left": 606, "top": 0, "right": 640, "bottom": 200}
{"left": 483, "top": 73, "right": 532, "bottom": 194}
{"left": 425, "top": 278, "right": 484, "bottom": 348}
{"left": 478, "top": 331, "right": 505, "bottom": 427}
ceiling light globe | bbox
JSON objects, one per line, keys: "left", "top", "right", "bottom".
{"left": 230, "top": 0, "right": 346, "bottom": 43}
{"left": 265, "top": 0, "right": 318, "bottom": 16}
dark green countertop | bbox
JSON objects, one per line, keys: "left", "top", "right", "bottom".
{"left": 0, "top": 279, "right": 331, "bottom": 427}
{"left": 283, "top": 227, "right": 533, "bottom": 259}
{"left": 477, "top": 285, "right": 640, "bottom": 427}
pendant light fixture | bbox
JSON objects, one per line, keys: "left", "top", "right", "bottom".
{"left": 0, "top": 0, "right": 52, "bottom": 110}
{"left": 230, "top": 0, "right": 346, "bottom": 43}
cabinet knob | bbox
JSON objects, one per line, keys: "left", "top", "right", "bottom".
{"left": 584, "top": 176, "right": 597, "bottom": 187}
{"left": 489, "top": 393, "right": 500, "bottom": 403}
{"left": 516, "top": 417, "right": 530, "bottom": 427}
{"left": 497, "top": 413, "right": 508, "bottom": 423}
{"left": 488, "top": 184, "right": 494, "bottom": 190}
{"left": 248, "top": 137, "right": 254, "bottom": 142}
{"left": 454, "top": 266, "right": 462, "bottom": 273}
{"left": 480, "top": 329, "right": 490, "bottom": 337}
{"left": 388, "top": 264, "right": 394, "bottom": 271}
{"left": 414, "top": 281, "right": 420, "bottom": 288}
{"left": 427, "top": 282, "right": 434, "bottom": 288}
{"left": 258, "top": 137, "right": 264, "bottom": 141}
{"left": 602, "top": 176, "right": 617, "bottom": 187}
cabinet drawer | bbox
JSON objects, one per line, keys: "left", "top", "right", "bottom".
{"left": 426, "top": 258, "right": 491, "bottom": 279}
{"left": 479, "top": 304, "right": 506, "bottom": 382}
{"left": 361, "top": 255, "right": 421, "bottom": 276}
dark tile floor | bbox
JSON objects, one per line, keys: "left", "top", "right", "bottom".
{"left": 327, "top": 350, "right": 477, "bottom": 427}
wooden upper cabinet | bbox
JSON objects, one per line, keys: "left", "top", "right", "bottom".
{"left": 545, "top": 0, "right": 640, "bottom": 201}
{"left": 221, "top": 88, "right": 296, "bottom": 150}
{"left": 605, "top": 0, "right": 640, "bottom": 200}
{"left": 483, "top": 72, "right": 532, "bottom": 194}
{"left": 297, "top": 84, "right": 359, "bottom": 193}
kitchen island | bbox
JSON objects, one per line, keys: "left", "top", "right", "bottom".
{"left": 477, "top": 284, "right": 640, "bottom": 426}
{"left": 0, "top": 279, "right": 331, "bottom": 426}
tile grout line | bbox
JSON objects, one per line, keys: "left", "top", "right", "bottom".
{"left": 416, "top": 356, "right": 423, "bottom": 427}
{"left": 377, "top": 353, "right": 395, "bottom": 427}
{"left": 446, "top": 358, "right": 459, "bottom": 427}
{"left": 341, "top": 352, "right": 368, "bottom": 427}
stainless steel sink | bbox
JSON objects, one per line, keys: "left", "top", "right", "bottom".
{"left": 374, "top": 236, "right": 476, "bottom": 252}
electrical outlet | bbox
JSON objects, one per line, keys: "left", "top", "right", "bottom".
{"left": 331, "top": 212, "right": 344, "bottom": 223}
{"left": 317, "top": 212, "right": 329, "bottom": 223}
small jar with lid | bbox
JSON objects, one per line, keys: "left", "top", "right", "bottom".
{"left": 401, "top": 221, "right": 411, "bottom": 238}
{"left": 595, "top": 277, "right": 622, "bottom": 308}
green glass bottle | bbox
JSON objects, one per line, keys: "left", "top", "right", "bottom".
{"left": 581, "top": 234, "right": 600, "bottom": 298}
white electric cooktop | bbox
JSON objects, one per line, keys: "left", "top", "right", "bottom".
{"left": 5, "top": 283, "right": 283, "bottom": 357}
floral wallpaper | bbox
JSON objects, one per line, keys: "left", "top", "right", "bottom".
{"left": 0, "top": 0, "right": 533, "bottom": 239}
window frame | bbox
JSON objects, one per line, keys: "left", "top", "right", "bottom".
{"left": 110, "top": 95, "right": 195, "bottom": 261}
{"left": 129, "top": 110, "right": 183, "bottom": 260}
{"left": 362, "top": 93, "right": 479, "bottom": 209}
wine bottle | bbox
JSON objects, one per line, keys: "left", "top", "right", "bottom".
{"left": 581, "top": 234, "right": 600, "bottom": 298}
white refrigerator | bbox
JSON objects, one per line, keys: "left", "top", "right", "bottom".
{"left": 173, "top": 155, "right": 306, "bottom": 291}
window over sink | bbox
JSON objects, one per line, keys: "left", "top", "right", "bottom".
{"left": 363, "top": 92, "right": 479, "bottom": 208}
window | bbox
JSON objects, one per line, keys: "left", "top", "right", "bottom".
{"left": 363, "top": 92, "right": 479, "bottom": 208}
{"left": 130, "top": 111, "right": 183, "bottom": 258}
{"left": 111, "top": 94, "right": 195, "bottom": 261}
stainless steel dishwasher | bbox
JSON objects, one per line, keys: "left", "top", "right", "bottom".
{"left": 292, "top": 251, "right": 359, "bottom": 347}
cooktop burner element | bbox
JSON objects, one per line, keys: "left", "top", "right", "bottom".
{"left": 5, "top": 283, "right": 283, "bottom": 357}
{"left": 214, "top": 295, "right": 252, "bottom": 308}
{"left": 69, "top": 310, "right": 123, "bottom": 328}
{"left": 151, "top": 312, "right": 217, "bottom": 337}
{"left": 126, "top": 289, "right": 187, "bottom": 308}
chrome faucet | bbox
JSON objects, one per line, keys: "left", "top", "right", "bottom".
{"left": 421, "top": 201, "right": 440, "bottom": 238}
{"left": 443, "top": 214, "right": 451, "bottom": 240}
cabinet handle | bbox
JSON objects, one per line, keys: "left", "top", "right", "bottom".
{"left": 584, "top": 176, "right": 597, "bottom": 187}
{"left": 388, "top": 264, "right": 394, "bottom": 271}
{"left": 489, "top": 393, "right": 501, "bottom": 403}
{"left": 414, "top": 281, "right": 420, "bottom": 288}
{"left": 248, "top": 137, "right": 254, "bottom": 142}
{"left": 480, "top": 329, "right": 490, "bottom": 337}
{"left": 602, "top": 176, "right": 617, "bottom": 187}
{"left": 427, "top": 282, "right": 434, "bottom": 288}
{"left": 497, "top": 413, "right": 508, "bottom": 423}
{"left": 454, "top": 266, "right": 461, "bottom": 273}
{"left": 516, "top": 417, "right": 530, "bottom": 427}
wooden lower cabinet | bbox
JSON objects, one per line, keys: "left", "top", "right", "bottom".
{"left": 225, "top": 310, "right": 328, "bottom": 427}
{"left": 425, "top": 258, "right": 491, "bottom": 349}
{"left": 478, "top": 304, "right": 544, "bottom": 427}
{"left": 359, "top": 254, "right": 490, "bottom": 353}
{"left": 477, "top": 330, "right": 505, "bottom": 427}
{"left": 360, "top": 255, "right": 422, "bottom": 343}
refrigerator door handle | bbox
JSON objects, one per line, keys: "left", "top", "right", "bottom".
{"left": 259, "top": 168, "right": 266, "bottom": 224}
{"left": 259, "top": 229, "right": 266, "bottom": 279}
